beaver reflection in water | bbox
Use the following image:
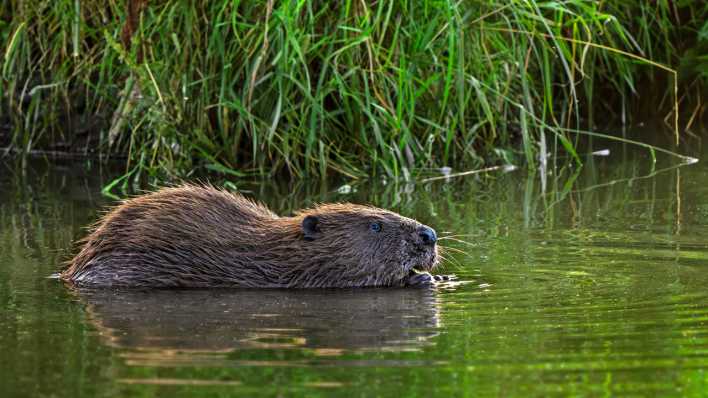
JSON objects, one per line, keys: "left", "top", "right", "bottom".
{"left": 61, "top": 184, "right": 441, "bottom": 288}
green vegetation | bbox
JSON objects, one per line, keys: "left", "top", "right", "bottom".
{"left": 1, "top": 1, "right": 706, "bottom": 181}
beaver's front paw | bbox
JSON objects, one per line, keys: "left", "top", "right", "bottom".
{"left": 405, "top": 270, "right": 436, "bottom": 287}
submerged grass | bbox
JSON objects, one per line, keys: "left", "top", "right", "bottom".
{"left": 1, "top": 1, "right": 706, "bottom": 182}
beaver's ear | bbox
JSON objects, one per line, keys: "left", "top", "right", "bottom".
{"left": 302, "top": 215, "right": 320, "bottom": 241}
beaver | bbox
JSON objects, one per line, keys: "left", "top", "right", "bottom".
{"left": 61, "top": 184, "right": 441, "bottom": 288}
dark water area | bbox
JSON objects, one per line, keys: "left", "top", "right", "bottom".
{"left": 2, "top": 126, "right": 708, "bottom": 397}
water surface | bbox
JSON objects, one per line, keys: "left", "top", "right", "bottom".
{"left": 1, "top": 132, "right": 708, "bottom": 397}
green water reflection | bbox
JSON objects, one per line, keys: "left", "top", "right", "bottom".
{"left": 1, "top": 135, "right": 708, "bottom": 397}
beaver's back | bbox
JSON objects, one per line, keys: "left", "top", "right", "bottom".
{"left": 62, "top": 185, "right": 281, "bottom": 287}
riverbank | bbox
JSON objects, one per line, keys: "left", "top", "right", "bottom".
{"left": 1, "top": 1, "right": 706, "bottom": 181}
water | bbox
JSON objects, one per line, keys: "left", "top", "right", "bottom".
{"left": 2, "top": 134, "right": 708, "bottom": 397}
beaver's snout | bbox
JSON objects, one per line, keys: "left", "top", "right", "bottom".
{"left": 409, "top": 224, "right": 439, "bottom": 273}
{"left": 417, "top": 226, "right": 437, "bottom": 246}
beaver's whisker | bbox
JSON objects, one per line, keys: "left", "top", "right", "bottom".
{"left": 440, "top": 233, "right": 479, "bottom": 239}
{"left": 437, "top": 247, "right": 465, "bottom": 269}
{"left": 438, "top": 244, "right": 472, "bottom": 258}
{"left": 436, "top": 251, "right": 462, "bottom": 269}
{"left": 440, "top": 247, "right": 468, "bottom": 268}
{"left": 436, "top": 250, "right": 449, "bottom": 261}
{"left": 437, "top": 236, "right": 476, "bottom": 247}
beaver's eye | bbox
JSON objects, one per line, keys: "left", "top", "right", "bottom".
{"left": 370, "top": 222, "right": 383, "bottom": 233}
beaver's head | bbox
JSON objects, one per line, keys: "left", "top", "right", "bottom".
{"left": 297, "top": 204, "right": 439, "bottom": 286}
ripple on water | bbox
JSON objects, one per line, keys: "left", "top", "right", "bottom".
{"left": 3, "top": 153, "right": 708, "bottom": 397}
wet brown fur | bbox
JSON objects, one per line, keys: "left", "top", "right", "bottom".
{"left": 61, "top": 184, "right": 439, "bottom": 288}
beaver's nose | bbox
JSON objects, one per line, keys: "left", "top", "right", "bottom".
{"left": 417, "top": 226, "right": 437, "bottom": 245}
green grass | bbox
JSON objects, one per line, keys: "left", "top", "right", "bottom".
{"left": 1, "top": 1, "right": 706, "bottom": 183}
